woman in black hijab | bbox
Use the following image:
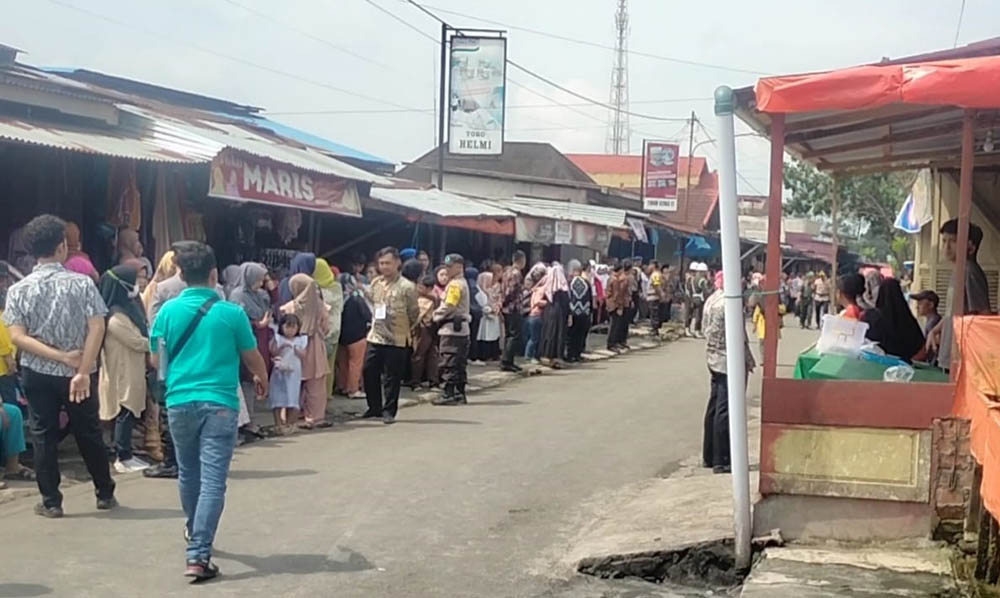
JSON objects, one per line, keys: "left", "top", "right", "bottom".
{"left": 862, "top": 278, "right": 925, "bottom": 362}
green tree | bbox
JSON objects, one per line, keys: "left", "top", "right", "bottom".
{"left": 783, "top": 160, "right": 916, "bottom": 267}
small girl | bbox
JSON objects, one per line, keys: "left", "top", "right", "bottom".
{"left": 268, "top": 313, "right": 308, "bottom": 434}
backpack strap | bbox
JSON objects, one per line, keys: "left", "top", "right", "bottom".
{"left": 168, "top": 296, "right": 220, "bottom": 362}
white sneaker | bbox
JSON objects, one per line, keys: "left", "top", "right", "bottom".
{"left": 114, "top": 457, "right": 151, "bottom": 474}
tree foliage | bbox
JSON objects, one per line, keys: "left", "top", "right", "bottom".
{"left": 783, "top": 160, "right": 916, "bottom": 266}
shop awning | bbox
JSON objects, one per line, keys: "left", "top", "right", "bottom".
{"left": 755, "top": 56, "right": 1000, "bottom": 114}
{"left": 367, "top": 187, "right": 515, "bottom": 235}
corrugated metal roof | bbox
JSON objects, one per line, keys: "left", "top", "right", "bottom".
{"left": 370, "top": 187, "right": 514, "bottom": 219}
{"left": 224, "top": 113, "right": 393, "bottom": 167}
{"left": 489, "top": 196, "right": 631, "bottom": 229}
{"left": 0, "top": 116, "right": 201, "bottom": 163}
{"left": 118, "top": 105, "right": 390, "bottom": 185}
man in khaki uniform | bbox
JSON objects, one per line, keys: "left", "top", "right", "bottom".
{"left": 363, "top": 247, "right": 419, "bottom": 424}
{"left": 432, "top": 254, "right": 471, "bottom": 405}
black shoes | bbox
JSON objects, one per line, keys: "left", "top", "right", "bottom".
{"left": 382, "top": 412, "right": 396, "bottom": 425}
{"left": 34, "top": 503, "right": 64, "bottom": 519}
{"left": 143, "top": 463, "right": 178, "bottom": 479}
{"left": 184, "top": 559, "right": 219, "bottom": 582}
{"left": 360, "top": 410, "right": 381, "bottom": 419}
{"left": 96, "top": 496, "right": 119, "bottom": 511}
{"left": 713, "top": 465, "right": 732, "bottom": 474}
{"left": 500, "top": 363, "right": 521, "bottom": 373}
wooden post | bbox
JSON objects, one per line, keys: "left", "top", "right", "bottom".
{"left": 830, "top": 176, "right": 840, "bottom": 280}
{"left": 950, "top": 110, "right": 975, "bottom": 378}
{"left": 763, "top": 113, "right": 785, "bottom": 379}
{"left": 989, "top": 516, "right": 1000, "bottom": 584}
{"left": 977, "top": 507, "right": 991, "bottom": 579}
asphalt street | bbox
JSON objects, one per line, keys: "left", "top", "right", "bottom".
{"left": 0, "top": 327, "right": 815, "bottom": 598}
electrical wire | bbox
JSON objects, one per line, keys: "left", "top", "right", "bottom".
{"left": 267, "top": 97, "right": 713, "bottom": 116}
{"left": 220, "top": 0, "right": 392, "bottom": 70}
{"left": 693, "top": 118, "right": 768, "bottom": 195}
{"left": 953, "top": 0, "right": 967, "bottom": 48}
{"left": 417, "top": 2, "right": 771, "bottom": 76}
{"left": 44, "top": 0, "right": 426, "bottom": 111}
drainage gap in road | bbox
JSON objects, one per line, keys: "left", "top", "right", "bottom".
{"left": 576, "top": 539, "right": 749, "bottom": 591}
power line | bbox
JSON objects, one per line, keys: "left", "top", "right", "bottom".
{"left": 365, "top": 0, "right": 439, "bottom": 43}
{"left": 395, "top": 0, "right": 691, "bottom": 123}
{"left": 220, "top": 0, "right": 391, "bottom": 70}
{"left": 44, "top": 0, "right": 425, "bottom": 111}
{"left": 953, "top": 0, "right": 967, "bottom": 48}
{"left": 693, "top": 118, "right": 767, "bottom": 195}
{"left": 418, "top": 2, "right": 771, "bottom": 76}
{"left": 266, "top": 97, "right": 713, "bottom": 116}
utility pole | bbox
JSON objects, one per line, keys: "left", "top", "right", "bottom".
{"left": 682, "top": 111, "right": 696, "bottom": 226}
{"left": 605, "top": 0, "right": 630, "bottom": 154}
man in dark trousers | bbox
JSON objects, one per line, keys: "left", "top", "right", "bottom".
{"left": 432, "top": 254, "right": 471, "bottom": 405}
{"left": 499, "top": 250, "right": 526, "bottom": 373}
{"left": 363, "top": 246, "right": 419, "bottom": 424}
{"left": 4, "top": 214, "right": 116, "bottom": 518}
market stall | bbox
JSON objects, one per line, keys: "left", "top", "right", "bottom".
{"left": 725, "top": 43, "right": 1000, "bottom": 546}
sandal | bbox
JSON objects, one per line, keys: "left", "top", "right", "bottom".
{"left": 297, "top": 422, "right": 314, "bottom": 431}
{"left": 4, "top": 467, "right": 36, "bottom": 481}
{"left": 314, "top": 420, "right": 333, "bottom": 429}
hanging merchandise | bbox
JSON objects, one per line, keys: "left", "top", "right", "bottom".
{"left": 106, "top": 160, "right": 141, "bottom": 230}
{"left": 276, "top": 208, "right": 303, "bottom": 245}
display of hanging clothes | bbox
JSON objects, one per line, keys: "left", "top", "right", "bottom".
{"left": 106, "top": 160, "right": 141, "bottom": 231}
{"left": 276, "top": 208, "right": 303, "bottom": 245}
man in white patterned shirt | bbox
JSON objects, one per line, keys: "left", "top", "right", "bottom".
{"left": 3, "top": 214, "right": 116, "bottom": 518}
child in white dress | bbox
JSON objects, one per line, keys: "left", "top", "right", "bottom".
{"left": 269, "top": 314, "right": 308, "bottom": 434}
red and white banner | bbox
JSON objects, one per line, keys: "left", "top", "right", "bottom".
{"left": 208, "top": 149, "right": 362, "bottom": 217}
{"left": 642, "top": 141, "right": 679, "bottom": 212}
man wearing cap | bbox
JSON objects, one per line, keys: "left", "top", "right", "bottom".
{"left": 432, "top": 254, "right": 471, "bottom": 405}
{"left": 912, "top": 290, "right": 941, "bottom": 365}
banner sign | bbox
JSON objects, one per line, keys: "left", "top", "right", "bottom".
{"left": 208, "top": 149, "right": 362, "bottom": 217}
{"left": 515, "top": 216, "right": 611, "bottom": 253}
{"left": 642, "top": 141, "right": 679, "bottom": 212}
{"left": 449, "top": 36, "right": 506, "bottom": 155}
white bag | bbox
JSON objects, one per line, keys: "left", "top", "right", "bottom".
{"left": 817, "top": 314, "right": 869, "bottom": 358}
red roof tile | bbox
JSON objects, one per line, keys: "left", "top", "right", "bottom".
{"left": 566, "top": 153, "right": 706, "bottom": 180}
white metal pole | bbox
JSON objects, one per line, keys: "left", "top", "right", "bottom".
{"left": 713, "top": 86, "right": 752, "bottom": 570}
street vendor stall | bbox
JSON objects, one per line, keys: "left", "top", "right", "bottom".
{"left": 719, "top": 40, "right": 1000, "bottom": 555}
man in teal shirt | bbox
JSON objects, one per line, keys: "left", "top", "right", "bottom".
{"left": 150, "top": 242, "right": 268, "bottom": 581}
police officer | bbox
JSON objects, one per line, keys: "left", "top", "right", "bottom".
{"left": 432, "top": 254, "right": 471, "bottom": 405}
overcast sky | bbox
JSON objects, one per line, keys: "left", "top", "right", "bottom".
{"left": 4, "top": 0, "right": 997, "bottom": 193}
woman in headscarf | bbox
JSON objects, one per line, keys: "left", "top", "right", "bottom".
{"left": 221, "top": 265, "right": 242, "bottom": 299}
{"left": 278, "top": 252, "right": 317, "bottom": 307}
{"left": 858, "top": 270, "right": 884, "bottom": 311}
{"left": 433, "top": 265, "right": 450, "bottom": 300}
{"left": 336, "top": 273, "right": 372, "bottom": 399}
{"left": 566, "top": 260, "right": 593, "bottom": 362}
{"left": 474, "top": 271, "right": 502, "bottom": 362}
{"left": 142, "top": 251, "right": 177, "bottom": 320}
{"left": 97, "top": 264, "right": 151, "bottom": 473}
{"left": 539, "top": 262, "right": 570, "bottom": 368}
{"left": 313, "top": 258, "right": 343, "bottom": 399}
{"left": 862, "top": 278, "right": 925, "bottom": 362}
{"left": 229, "top": 262, "right": 273, "bottom": 431}
{"left": 464, "top": 266, "right": 484, "bottom": 364}
{"left": 401, "top": 258, "right": 424, "bottom": 284}
{"left": 281, "top": 273, "right": 331, "bottom": 428}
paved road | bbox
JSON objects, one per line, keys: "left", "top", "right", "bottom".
{"left": 0, "top": 326, "right": 816, "bottom": 598}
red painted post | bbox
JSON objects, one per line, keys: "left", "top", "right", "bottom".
{"left": 764, "top": 114, "right": 785, "bottom": 379}
{"left": 950, "top": 110, "right": 974, "bottom": 378}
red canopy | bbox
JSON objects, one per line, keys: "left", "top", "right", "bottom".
{"left": 755, "top": 55, "right": 1000, "bottom": 114}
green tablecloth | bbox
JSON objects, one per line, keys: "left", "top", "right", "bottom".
{"left": 793, "top": 346, "right": 949, "bottom": 383}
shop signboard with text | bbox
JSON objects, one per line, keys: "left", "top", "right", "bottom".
{"left": 449, "top": 36, "right": 506, "bottom": 155}
{"left": 641, "top": 141, "right": 679, "bottom": 212}
{"left": 208, "top": 149, "right": 362, "bottom": 217}
{"left": 515, "top": 216, "right": 611, "bottom": 253}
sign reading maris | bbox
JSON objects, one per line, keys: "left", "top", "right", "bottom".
{"left": 208, "top": 149, "right": 362, "bottom": 218}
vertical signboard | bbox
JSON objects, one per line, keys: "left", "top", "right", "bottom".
{"left": 448, "top": 36, "right": 506, "bottom": 155}
{"left": 641, "top": 141, "right": 680, "bottom": 211}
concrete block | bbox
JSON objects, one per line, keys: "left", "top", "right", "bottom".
{"left": 753, "top": 494, "right": 934, "bottom": 542}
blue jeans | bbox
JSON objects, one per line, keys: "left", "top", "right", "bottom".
{"left": 168, "top": 402, "right": 238, "bottom": 563}
{"left": 524, "top": 316, "right": 543, "bottom": 360}
{"left": 114, "top": 409, "right": 137, "bottom": 461}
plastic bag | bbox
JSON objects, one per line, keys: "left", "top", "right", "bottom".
{"left": 884, "top": 365, "right": 915, "bottom": 383}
